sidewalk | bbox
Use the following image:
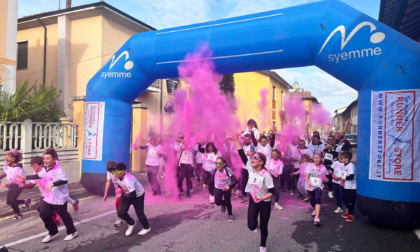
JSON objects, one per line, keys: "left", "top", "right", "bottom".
{"left": 0, "top": 171, "right": 149, "bottom": 218}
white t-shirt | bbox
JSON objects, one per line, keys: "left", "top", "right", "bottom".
{"left": 266, "top": 158, "right": 284, "bottom": 176}
{"left": 30, "top": 168, "right": 48, "bottom": 197}
{"left": 292, "top": 147, "right": 312, "bottom": 169}
{"left": 203, "top": 151, "right": 221, "bottom": 172}
{"left": 343, "top": 163, "right": 357, "bottom": 190}
{"left": 305, "top": 163, "right": 327, "bottom": 191}
{"left": 242, "top": 144, "right": 254, "bottom": 169}
{"left": 214, "top": 167, "right": 234, "bottom": 189}
{"left": 38, "top": 165, "right": 69, "bottom": 205}
{"left": 331, "top": 161, "right": 345, "bottom": 185}
{"left": 4, "top": 164, "right": 25, "bottom": 184}
{"left": 308, "top": 142, "right": 325, "bottom": 156}
{"left": 242, "top": 127, "right": 260, "bottom": 140}
{"left": 256, "top": 143, "right": 272, "bottom": 159}
{"left": 145, "top": 143, "right": 162, "bottom": 166}
{"left": 245, "top": 161, "right": 274, "bottom": 202}
{"left": 115, "top": 172, "right": 145, "bottom": 197}
{"left": 195, "top": 144, "right": 205, "bottom": 164}
{"left": 175, "top": 143, "right": 194, "bottom": 165}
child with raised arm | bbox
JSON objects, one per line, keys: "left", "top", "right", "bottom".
{"left": 103, "top": 160, "right": 123, "bottom": 227}
{"left": 111, "top": 162, "right": 151, "bottom": 236}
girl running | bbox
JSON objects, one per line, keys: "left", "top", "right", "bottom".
{"left": 213, "top": 157, "right": 237, "bottom": 221}
{"left": 103, "top": 160, "right": 123, "bottom": 227}
{"left": 266, "top": 149, "right": 284, "bottom": 210}
{"left": 198, "top": 142, "right": 221, "bottom": 204}
{"left": 242, "top": 119, "right": 260, "bottom": 140}
{"left": 235, "top": 134, "right": 274, "bottom": 252}
{"left": 305, "top": 153, "right": 329, "bottom": 226}
{"left": 291, "top": 154, "right": 311, "bottom": 201}
{"left": 0, "top": 151, "right": 31, "bottom": 220}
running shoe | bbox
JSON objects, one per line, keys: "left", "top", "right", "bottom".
{"left": 274, "top": 203, "right": 283, "bottom": 210}
{"left": 346, "top": 215, "right": 354, "bottom": 222}
{"left": 25, "top": 199, "right": 32, "bottom": 210}
{"left": 221, "top": 204, "right": 226, "bottom": 213}
{"left": 311, "top": 210, "right": 316, "bottom": 217}
{"left": 13, "top": 214, "right": 23, "bottom": 220}
{"left": 253, "top": 227, "right": 260, "bottom": 233}
{"left": 289, "top": 190, "right": 294, "bottom": 196}
{"left": 186, "top": 191, "right": 191, "bottom": 198}
{"left": 314, "top": 217, "right": 321, "bottom": 226}
{"left": 42, "top": 233, "right": 58, "bottom": 243}
{"left": 114, "top": 217, "right": 122, "bottom": 227}
{"left": 239, "top": 196, "right": 248, "bottom": 203}
{"left": 228, "top": 215, "right": 234, "bottom": 221}
{"left": 303, "top": 195, "right": 309, "bottom": 201}
{"left": 64, "top": 231, "right": 78, "bottom": 241}
{"left": 328, "top": 191, "right": 333, "bottom": 198}
{"left": 73, "top": 199, "right": 79, "bottom": 212}
{"left": 334, "top": 207, "right": 343, "bottom": 213}
{"left": 125, "top": 222, "right": 135, "bottom": 236}
{"left": 177, "top": 193, "right": 182, "bottom": 201}
{"left": 260, "top": 246, "right": 267, "bottom": 252}
{"left": 209, "top": 195, "right": 215, "bottom": 204}
{"left": 138, "top": 227, "right": 151, "bottom": 235}
{"left": 342, "top": 211, "right": 349, "bottom": 219}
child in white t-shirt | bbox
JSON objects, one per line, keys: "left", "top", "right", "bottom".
{"left": 111, "top": 162, "right": 151, "bottom": 237}
{"left": 331, "top": 154, "right": 345, "bottom": 214}
{"left": 339, "top": 151, "right": 357, "bottom": 222}
{"left": 266, "top": 149, "right": 284, "bottom": 210}
{"left": 213, "top": 157, "right": 237, "bottom": 221}
{"left": 291, "top": 154, "right": 311, "bottom": 201}
{"left": 103, "top": 160, "right": 123, "bottom": 227}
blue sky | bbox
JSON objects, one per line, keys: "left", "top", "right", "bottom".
{"left": 18, "top": 0, "right": 381, "bottom": 112}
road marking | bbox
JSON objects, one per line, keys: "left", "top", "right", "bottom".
{"left": 5, "top": 210, "right": 115, "bottom": 248}
{"left": 0, "top": 195, "right": 98, "bottom": 222}
{"left": 415, "top": 228, "right": 420, "bottom": 240}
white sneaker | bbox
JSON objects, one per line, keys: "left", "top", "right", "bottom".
{"left": 64, "top": 231, "right": 78, "bottom": 241}
{"left": 328, "top": 191, "right": 333, "bottom": 198}
{"left": 125, "top": 222, "right": 135, "bottom": 236}
{"left": 209, "top": 195, "right": 215, "bottom": 204}
{"left": 138, "top": 227, "right": 151, "bottom": 235}
{"left": 42, "top": 233, "right": 58, "bottom": 243}
{"left": 253, "top": 226, "right": 260, "bottom": 233}
{"left": 114, "top": 217, "right": 122, "bottom": 227}
{"left": 260, "top": 246, "right": 267, "bottom": 252}
{"left": 289, "top": 190, "right": 294, "bottom": 196}
{"left": 334, "top": 207, "right": 344, "bottom": 213}
{"left": 274, "top": 203, "right": 283, "bottom": 210}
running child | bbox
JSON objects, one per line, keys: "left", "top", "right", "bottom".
{"left": 331, "top": 154, "right": 345, "bottom": 214}
{"left": 111, "top": 162, "right": 151, "bottom": 236}
{"left": 213, "top": 157, "right": 237, "bottom": 221}
{"left": 103, "top": 160, "right": 123, "bottom": 227}
{"left": 305, "top": 153, "right": 329, "bottom": 226}
{"left": 198, "top": 142, "right": 221, "bottom": 204}
{"left": 266, "top": 149, "right": 284, "bottom": 210}
{"left": 340, "top": 151, "right": 357, "bottom": 222}
{"left": 0, "top": 151, "right": 31, "bottom": 220}
{"left": 291, "top": 154, "right": 311, "bottom": 201}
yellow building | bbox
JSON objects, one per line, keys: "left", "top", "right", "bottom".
{"left": 0, "top": 0, "right": 18, "bottom": 93}
{"left": 15, "top": 2, "right": 169, "bottom": 171}
{"left": 234, "top": 71, "right": 292, "bottom": 132}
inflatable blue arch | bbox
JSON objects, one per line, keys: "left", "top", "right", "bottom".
{"left": 81, "top": 0, "right": 420, "bottom": 227}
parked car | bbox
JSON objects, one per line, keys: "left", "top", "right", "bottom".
{"left": 346, "top": 134, "right": 357, "bottom": 146}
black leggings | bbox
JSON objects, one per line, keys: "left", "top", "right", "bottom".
{"left": 326, "top": 173, "right": 333, "bottom": 191}
{"left": 7, "top": 183, "right": 25, "bottom": 214}
{"left": 281, "top": 164, "right": 292, "bottom": 190}
{"left": 202, "top": 171, "right": 215, "bottom": 196}
{"left": 271, "top": 175, "right": 281, "bottom": 203}
{"left": 241, "top": 169, "right": 249, "bottom": 197}
{"left": 39, "top": 200, "right": 76, "bottom": 235}
{"left": 333, "top": 183, "right": 344, "bottom": 208}
{"left": 177, "top": 164, "right": 193, "bottom": 192}
{"left": 308, "top": 188, "right": 322, "bottom": 207}
{"left": 118, "top": 193, "right": 150, "bottom": 228}
{"left": 214, "top": 188, "right": 232, "bottom": 215}
{"left": 343, "top": 189, "right": 357, "bottom": 215}
{"left": 195, "top": 163, "right": 202, "bottom": 182}
{"left": 248, "top": 198, "right": 271, "bottom": 247}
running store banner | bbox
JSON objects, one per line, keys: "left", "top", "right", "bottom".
{"left": 369, "top": 89, "right": 420, "bottom": 182}
{"left": 82, "top": 102, "right": 105, "bottom": 161}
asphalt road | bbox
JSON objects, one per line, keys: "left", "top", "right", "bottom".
{"left": 0, "top": 172, "right": 419, "bottom": 252}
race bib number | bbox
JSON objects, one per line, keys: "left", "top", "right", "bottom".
{"left": 334, "top": 169, "right": 341, "bottom": 177}
{"left": 249, "top": 172, "right": 264, "bottom": 189}
{"left": 339, "top": 170, "right": 348, "bottom": 179}
{"left": 310, "top": 176, "right": 322, "bottom": 188}
{"left": 325, "top": 153, "right": 333, "bottom": 161}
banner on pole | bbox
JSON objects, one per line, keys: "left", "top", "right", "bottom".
{"left": 370, "top": 89, "right": 420, "bottom": 182}
{"left": 82, "top": 102, "right": 105, "bottom": 161}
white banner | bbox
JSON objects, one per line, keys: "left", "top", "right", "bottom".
{"left": 370, "top": 89, "right": 420, "bottom": 182}
{"left": 82, "top": 102, "right": 105, "bottom": 161}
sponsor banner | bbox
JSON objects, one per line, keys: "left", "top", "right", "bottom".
{"left": 370, "top": 89, "right": 420, "bottom": 182}
{"left": 82, "top": 102, "right": 105, "bottom": 161}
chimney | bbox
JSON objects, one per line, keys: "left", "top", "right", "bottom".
{"left": 66, "top": 0, "right": 72, "bottom": 8}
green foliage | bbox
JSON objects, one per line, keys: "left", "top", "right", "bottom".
{"left": 0, "top": 80, "right": 64, "bottom": 122}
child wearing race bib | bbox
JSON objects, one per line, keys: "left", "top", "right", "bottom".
{"left": 331, "top": 154, "right": 345, "bottom": 214}
{"left": 291, "top": 154, "right": 311, "bottom": 201}
{"left": 103, "top": 160, "right": 124, "bottom": 227}
{"left": 235, "top": 134, "right": 274, "bottom": 252}
{"left": 305, "top": 153, "right": 329, "bottom": 226}
{"left": 213, "top": 157, "right": 237, "bottom": 221}
{"left": 198, "top": 142, "right": 221, "bottom": 204}
{"left": 266, "top": 149, "right": 284, "bottom": 210}
{"left": 0, "top": 151, "right": 31, "bottom": 220}
{"left": 339, "top": 151, "right": 357, "bottom": 222}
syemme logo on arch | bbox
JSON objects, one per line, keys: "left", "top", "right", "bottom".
{"left": 101, "top": 51, "right": 134, "bottom": 79}
{"left": 319, "top": 21, "right": 385, "bottom": 64}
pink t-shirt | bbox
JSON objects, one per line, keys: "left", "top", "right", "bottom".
{"left": 266, "top": 158, "right": 284, "bottom": 176}
{"left": 30, "top": 168, "right": 49, "bottom": 197}
{"left": 4, "top": 164, "right": 25, "bottom": 187}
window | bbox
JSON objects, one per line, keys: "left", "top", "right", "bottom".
{"left": 272, "top": 86, "right": 276, "bottom": 101}
{"left": 17, "top": 41, "right": 28, "bottom": 70}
